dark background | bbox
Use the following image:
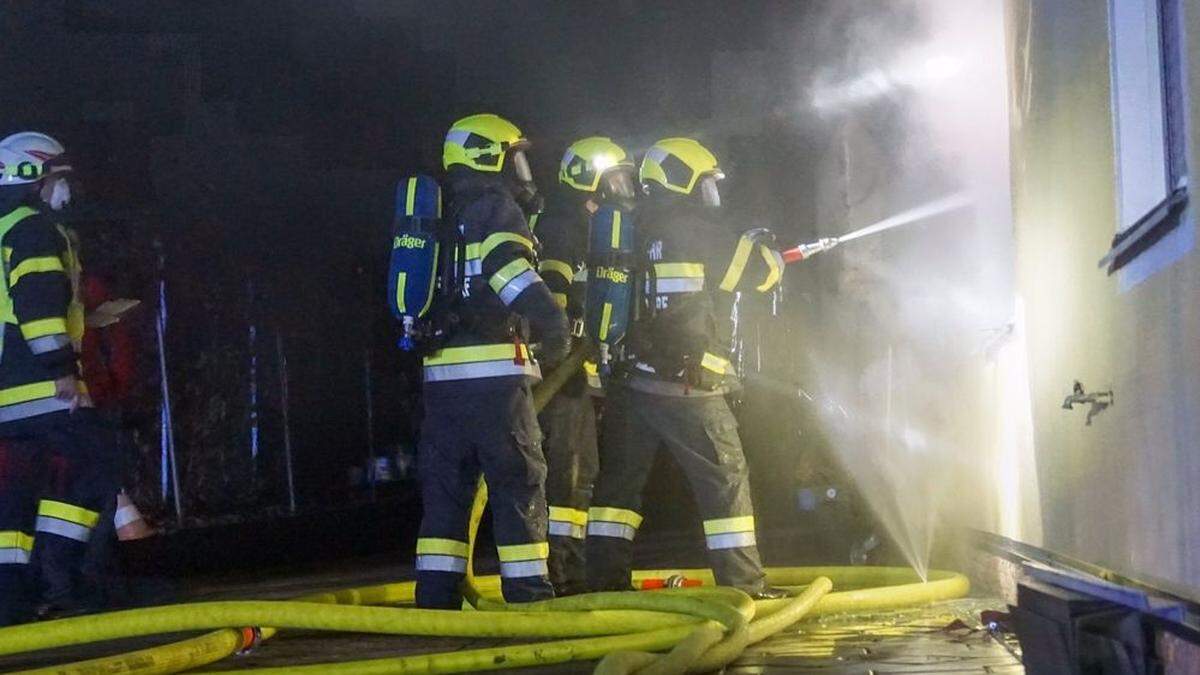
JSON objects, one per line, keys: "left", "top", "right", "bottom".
{"left": 0, "top": 1, "right": 920, "bottom": 544}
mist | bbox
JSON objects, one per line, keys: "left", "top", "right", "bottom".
{"left": 792, "top": 0, "right": 1040, "bottom": 578}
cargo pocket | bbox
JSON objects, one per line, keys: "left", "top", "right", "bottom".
{"left": 702, "top": 404, "right": 745, "bottom": 470}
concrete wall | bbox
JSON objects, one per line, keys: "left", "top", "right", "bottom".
{"left": 1008, "top": 0, "right": 1200, "bottom": 599}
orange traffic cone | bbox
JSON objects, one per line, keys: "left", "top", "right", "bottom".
{"left": 114, "top": 491, "right": 155, "bottom": 541}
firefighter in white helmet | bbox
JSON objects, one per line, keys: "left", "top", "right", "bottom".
{"left": 0, "top": 132, "right": 121, "bottom": 624}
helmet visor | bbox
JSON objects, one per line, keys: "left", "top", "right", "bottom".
{"left": 698, "top": 174, "right": 722, "bottom": 207}
{"left": 510, "top": 149, "right": 533, "bottom": 183}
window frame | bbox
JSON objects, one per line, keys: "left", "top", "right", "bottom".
{"left": 1100, "top": 0, "right": 1191, "bottom": 277}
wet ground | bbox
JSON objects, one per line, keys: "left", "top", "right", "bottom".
{"left": 0, "top": 545, "right": 1023, "bottom": 674}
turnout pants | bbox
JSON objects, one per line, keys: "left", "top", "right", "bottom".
{"left": 0, "top": 410, "right": 120, "bottom": 625}
{"left": 587, "top": 385, "right": 766, "bottom": 593}
{"left": 539, "top": 387, "right": 597, "bottom": 596}
{"left": 415, "top": 382, "right": 554, "bottom": 608}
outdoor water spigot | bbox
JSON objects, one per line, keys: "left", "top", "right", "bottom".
{"left": 1062, "top": 381, "right": 1114, "bottom": 425}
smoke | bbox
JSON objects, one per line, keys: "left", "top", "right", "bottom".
{"left": 795, "top": 0, "right": 1040, "bottom": 576}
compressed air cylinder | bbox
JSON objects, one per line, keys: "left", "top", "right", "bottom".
{"left": 388, "top": 175, "right": 441, "bottom": 349}
{"left": 584, "top": 205, "right": 635, "bottom": 369}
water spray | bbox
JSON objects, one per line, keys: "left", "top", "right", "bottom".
{"left": 782, "top": 192, "right": 973, "bottom": 263}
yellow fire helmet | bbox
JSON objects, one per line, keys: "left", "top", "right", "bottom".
{"left": 442, "top": 113, "right": 531, "bottom": 176}
{"left": 559, "top": 137, "right": 633, "bottom": 193}
{"left": 639, "top": 137, "right": 725, "bottom": 205}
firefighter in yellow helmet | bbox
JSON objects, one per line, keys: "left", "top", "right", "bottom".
{"left": 413, "top": 114, "right": 570, "bottom": 608}
{"left": 586, "top": 138, "right": 789, "bottom": 599}
{"left": 0, "top": 132, "right": 121, "bottom": 624}
{"left": 532, "top": 137, "right": 637, "bottom": 595}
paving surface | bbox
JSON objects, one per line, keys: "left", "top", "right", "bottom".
{"left": 0, "top": 535, "right": 1024, "bottom": 673}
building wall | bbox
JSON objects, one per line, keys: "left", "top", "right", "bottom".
{"left": 1009, "top": 0, "right": 1200, "bottom": 599}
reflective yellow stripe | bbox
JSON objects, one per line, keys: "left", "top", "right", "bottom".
{"left": 395, "top": 272, "right": 407, "bottom": 313}
{"left": 598, "top": 302, "right": 612, "bottom": 341}
{"left": 2, "top": 247, "right": 11, "bottom": 264}
{"left": 588, "top": 506, "right": 643, "bottom": 528}
{"left": 0, "top": 531, "right": 33, "bottom": 552}
{"left": 9, "top": 256, "right": 64, "bottom": 287}
{"left": 654, "top": 262, "right": 705, "bottom": 278}
{"left": 611, "top": 210, "right": 622, "bottom": 248}
{"left": 703, "top": 515, "right": 755, "bottom": 535}
{"left": 539, "top": 259, "right": 574, "bottom": 282}
{"left": 489, "top": 257, "right": 534, "bottom": 294}
{"left": 549, "top": 506, "right": 589, "bottom": 526}
{"left": 719, "top": 235, "right": 755, "bottom": 292}
{"left": 21, "top": 317, "right": 68, "bottom": 339}
{"left": 416, "top": 538, "right": 469, "bottom": 557}
{"left": 418, "top": 241, "right": 439, "bottom": 317}
{"left": 465, "top": 243, "right": 481, "bottom": 260}
{"left": 423, "top": 343, "right": 528, "bottom": 366}
{"left": 497, "top": 542, "right": 549, "bottom": 562}
{"left": 552, "top": 292, "right": 568, "bottom": 309}
{"left": 0, "top": 381, "right": 57, "bottom": 406}
{"left": 583, "top": 360, "right": 599, "bottom": 376}
{"left": 38, "top": 500, "right": 100, "bottom": 528}
{"left": 405, "top": 177, "right": 418, "bottom": 216}
{"left": 528, "top": 212, "right": 541, "bottom": 231}
{"left": 701, "top": 352, "right": 732, "bottom": 374}
{"left": 756, "top": 246, "right": 783, "bottom": 292}
{"left": 479, "top": 232, "right": 534, "bottom": 262}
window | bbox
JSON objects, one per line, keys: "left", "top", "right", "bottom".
{"left": 1100, "top": 0, "right": 1190, "bottom": 276}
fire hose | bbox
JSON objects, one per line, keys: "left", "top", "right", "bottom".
{"left": 0, "top": 346, "right": 970, "bottom": 674}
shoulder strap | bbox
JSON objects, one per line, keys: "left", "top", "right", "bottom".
{"left": 0, "top": 206, "right": 40, "bottom": 347}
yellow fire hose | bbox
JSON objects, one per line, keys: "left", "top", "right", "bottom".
{"left": 0, "top": 347, "right": 971, "bottom": 674}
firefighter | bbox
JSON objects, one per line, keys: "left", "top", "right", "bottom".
{"left": 0, "top": 131, "right": 120, "bottom": 624}
{"left": 586, "top": 138, "right": 796, "bottom": 599}
{"left": 533, "top": 137, "right": 638, "bottom": 595}
{"left": 414, "top": 114, "right": 570, "bottom": 608}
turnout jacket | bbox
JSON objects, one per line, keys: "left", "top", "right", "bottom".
{"left": 0, "top": 200, "right": 86, "bottom": 423}
{"left": 629, "top": 199, "right": 783, "bottom": 394}
{"left": 421, "top": 169, "right": 569, "bottom": 391}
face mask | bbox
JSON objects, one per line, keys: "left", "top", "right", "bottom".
{"left": 600, "top": 169, "right": 639, "bottom": 211}
{"left": 47, "top": 177, "right": 71, "bottom": 211}
{"left": 698, "top": 176, "right": 722, "bottom": 208}
{"left": 513, "top": 180, "right": 544, "bottom": 218}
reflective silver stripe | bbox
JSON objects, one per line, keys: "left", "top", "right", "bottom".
{"left": 587, "top": 521, "right": 637, "bottom": 541}
{"left": 0, "top": 548, "right": 31, "bottom": 564}
{"left": 465, "top": 259, "right": 482, "bottom": 276}
{"left": 114, "top": 505, "right": 142, "bottom": 529}
{"left": 548, "top": 521, "right": 586, "bottom": 539}
{"left": 415, "top": 554, "right": 468, "bottom": 573}
{"left": 446, "top": 129, "right": 472, "bottom": 145}
{"left": 655, "top": 278, "right": 704, "bottom": 294}
{"left": 497, "top": 269, "right": 542, "bottom": 306}
{"left": 706, "top": 531, "right": 757, "bottom": 550}
{"left": 36, "top": 516, "right": 92, "bottom": 543}
{"left": 424, "top": 360, "right": 542, "bottom": 383}
{"left": 0, "top": 396, "right": 74, "bottom": 423}
{"left": 27, "top": 334, "right": 70, "bottom": 354}
{"left": 634, "top": 362, "right": 657, "bottom": 373}
{"left": 500, "top": 559, "right": 549, "bottom": 578}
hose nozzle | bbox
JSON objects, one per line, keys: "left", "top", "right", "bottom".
{"left": 782, "top": 237, "right": 839, "bottom": 264}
